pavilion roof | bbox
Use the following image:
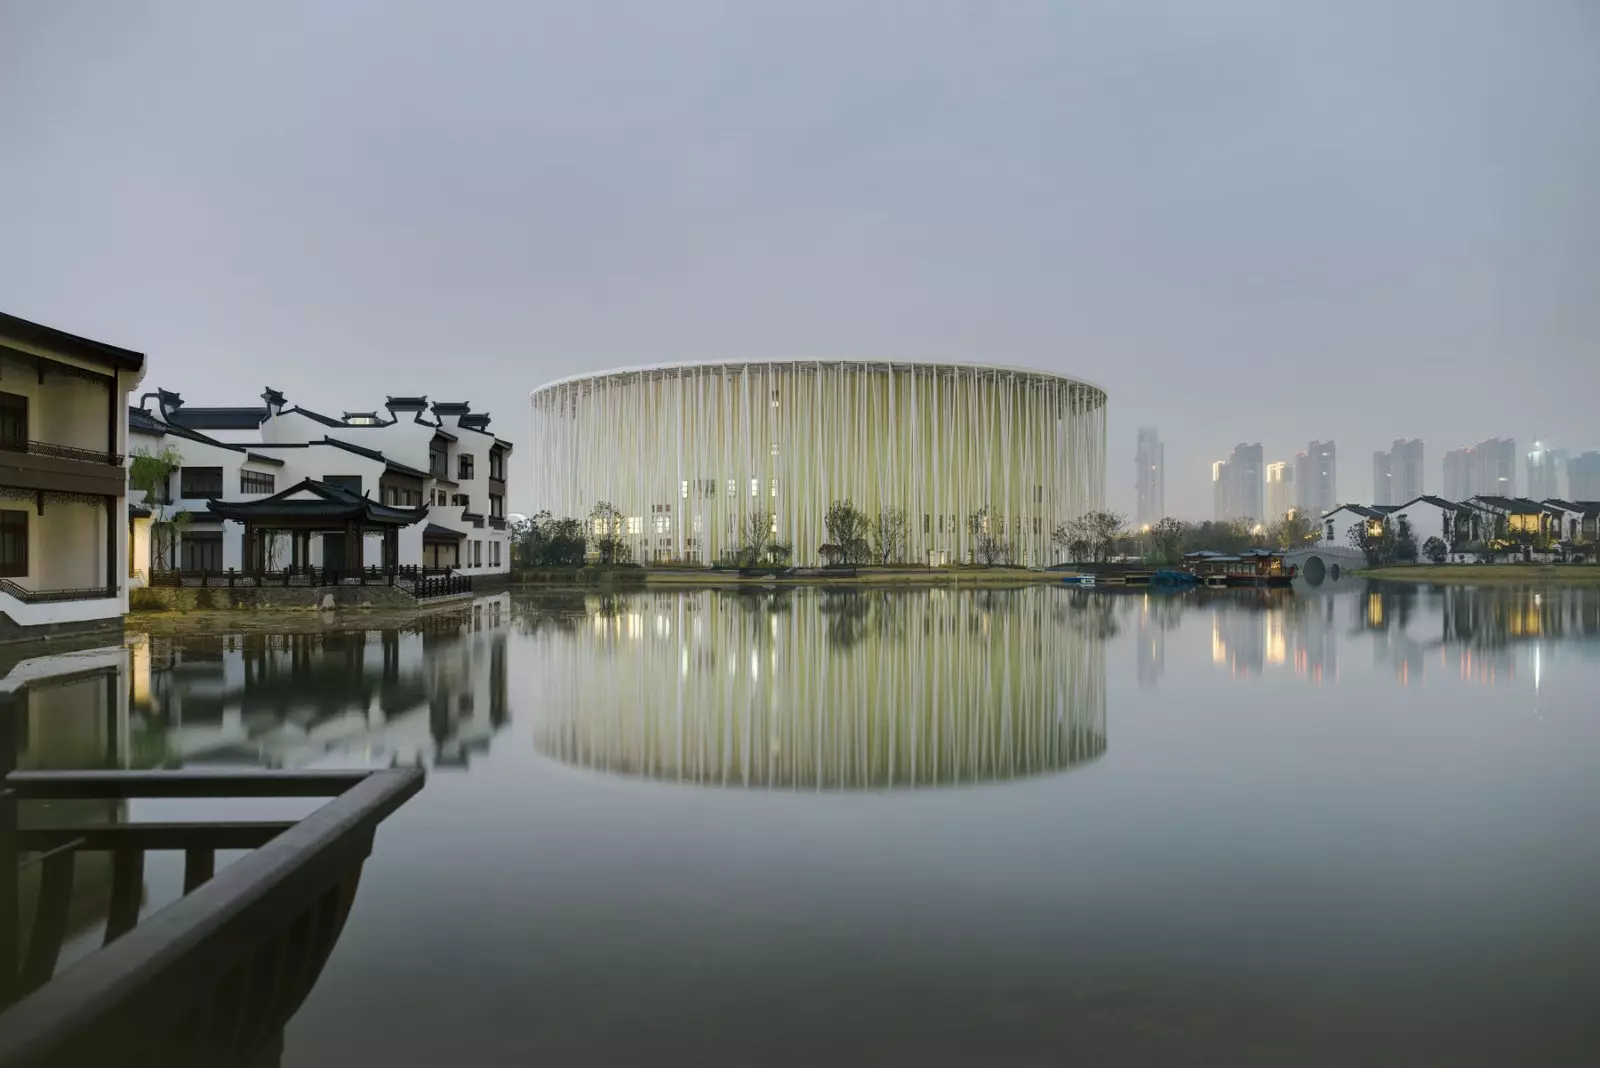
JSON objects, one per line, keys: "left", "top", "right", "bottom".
{"left": 204, "top": 479, "right": 429, "bottom": 527}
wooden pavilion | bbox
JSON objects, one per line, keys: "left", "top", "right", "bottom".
{"left": 206, "top": 479, "right": 430, "bottom": 573}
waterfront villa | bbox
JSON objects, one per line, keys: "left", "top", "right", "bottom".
{"left": 127, "top": 391, "right": 512, "bottom": 581}
{"left": 0, "top": 313, "right": 145, "bottom": 640}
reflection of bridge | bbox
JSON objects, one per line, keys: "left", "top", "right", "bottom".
{"left": 1286, "top": 544, "right": 1366, "bottom": 585}
{"left": 532, "top": 588, "right": 1107, "bottom": 789}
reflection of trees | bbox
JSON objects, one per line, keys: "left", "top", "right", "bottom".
{"left": 532, "top": 587, "right": 1108, "bottom": 789}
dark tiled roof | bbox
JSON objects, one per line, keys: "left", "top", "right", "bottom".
{"left": 493, "top": 438, "right": 515, "bottom": 452}
{"left": 431, "top": 402, "right": 471, "bottom": 415}
{"left": 0, "top": 311, "right": 145, "bottom": 372}
{"left": 1370, "top": 505, "right": 1401, "bottom": 514}
{"left": 205, "top": 479, "right": 428, "bottom": 525}
{"left": 318, "top": 436, "right": 385, "bottom": 462}
{"left": 128, "top": 503, "right": 152, "bottom": 519}
{"left": 160, "top": 420, "right": 245, "bottom": 453}
{"left": 167, "top": 406, "right": 267, "bottom": 430}
{"left": 128, "top": 406, "right": 164, "bottom": 435}
{"left": 245, "top": 452, "right": 285, "bottom": 467}
{"left": 422, "top": 523, "right": 466, "bottom": 540}
{"left": 1326, "top": 504, "right": 1385, "bottom": 519}
{"left": 384, "top": 459, "right": 430, "bottom": 481}
{"left": 283, "top": 405, "right": 347, "bottom": 428}
{"left": 431, "top": 428, "right": 457, "bottom": 443}
{"left": 386, "top": 396, "right": 428, "bottom": 410}
{"left": 459, "top": 413, "right": 491, "bottom": 430}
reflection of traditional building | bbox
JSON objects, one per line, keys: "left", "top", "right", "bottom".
{"left": 531, "top": 588, "right": 1106, "bottom": 788}
{"left": 136, "top": 596, "right": 511, "bottom": 769}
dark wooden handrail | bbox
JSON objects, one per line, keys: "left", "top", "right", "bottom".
{"left": 0, "top": 580, "right": 118, "bottom": 605}
{"left": 0, "top": 440, "right": 123, "bottom": 466}
{"left": 0, "top": 767, "right": 424, "bottom": 1067}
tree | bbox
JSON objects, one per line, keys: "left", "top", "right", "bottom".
{"left": 1393, "top": 516, "right": 1418, "bottom": 563}
{"left": 128, "top": 444, "right": 185, "bottom": 570}
{"left": 588, "top": 501, "right": 627, "bottom": 564}
{"left": 1348, "top": 520, "right": 1396, "bottom": 567}
{"left": 1080, "top": 510, "right": 1127, "bottom": 563}
{"left": 1422, "top": 536, "right": 1447, "bottom": 564}
{"left": 1147, "top": 517, "right": 1187, "bottom": 564}
{"left": 766, "top": 542, "right": 792, "bottom": 566}
{"left": 823, "top": 500, "right": 871, "bottom": 565}
{"left": 514, "top": 510, "right": 587, "bottom": 567}
{"left": 872, "top": 505, "right": 909, "bottom": 565}
{"left": 968, "top": 506, "right": 1011, "bottom": 565}
{"left": 1268, "top": 510, "right": 1316, "bottom": 549}
{"left": 1051, "top": 517, "right": 1091, "bottom": 562}
{"left": 741, "top": 510, "right": 775, "bottom": 566}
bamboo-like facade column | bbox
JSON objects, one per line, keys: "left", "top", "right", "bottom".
{"left": 529, "top": 361, "right": 1107, "bottom": 566}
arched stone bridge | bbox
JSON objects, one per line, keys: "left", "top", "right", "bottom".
{"left": 1286, "top": 544, "right": 1366, "bottom": 586}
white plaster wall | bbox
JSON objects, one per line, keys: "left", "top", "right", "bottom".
{"left": 1385, "top": 502, "right": 1450, "bottom": 555}
{"left": 0, "top": 350, "right": 116, "bottom": 454}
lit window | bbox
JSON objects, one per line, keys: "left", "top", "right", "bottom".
{"left": 627, "top": 516, "right": 642, "bottom": 534}
{"left": 771, "top": 478, "right": 778, "bottom": 497}
{"left": 727, "top": 479, "right": 736, "bottom": 498}
{"left": 681, "top": 480, "right": 688, "bottom": 499}
{"left": 750, "top": 478, "right": 758, "bottom": 497}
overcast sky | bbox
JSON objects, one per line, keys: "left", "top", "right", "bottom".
{"left": 3, "top": 0, "right": 1595, "bottom": 516}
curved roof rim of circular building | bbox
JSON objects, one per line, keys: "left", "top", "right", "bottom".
{"left": 528, "top": 358, "right": 1106, "bottom": 401}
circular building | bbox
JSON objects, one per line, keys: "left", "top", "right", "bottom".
{"left": 529, "top": 360, "right": 1106, "bottom": 566}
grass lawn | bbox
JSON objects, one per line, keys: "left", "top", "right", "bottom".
{"left": 1358, "top": 563, "right": 1600, "bottom": 584}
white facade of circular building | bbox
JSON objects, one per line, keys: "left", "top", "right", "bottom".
{"left": 528, "top": 360, "right": 1106, "bottom": 566}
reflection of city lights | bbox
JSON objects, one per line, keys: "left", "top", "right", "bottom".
{"left": 1211, "top": 618, "right": 1226, "bottom": 665}
{"left": 1367, "top": 594, "right": 1384, "bottom": 628}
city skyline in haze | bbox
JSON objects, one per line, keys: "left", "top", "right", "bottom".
{"left": 3, "top": 1, "right": 1596, "bottom": 517}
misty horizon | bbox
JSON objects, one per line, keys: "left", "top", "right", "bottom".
{"left": 3, "top": 1, "right": 1595, "bottom": 518}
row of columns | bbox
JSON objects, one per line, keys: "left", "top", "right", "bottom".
{"left": 238, "top": 521, "right": 402, "bottom": 572}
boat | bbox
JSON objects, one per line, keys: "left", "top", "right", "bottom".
{"left": 1060, "top": 573, "right": 1097, "bottom": 587}
{"left": 1181, "top": 548, "right": 1295, "bottom": 588}
{"left": 1150, "top": 568, "right": 1198, "bottom": 587}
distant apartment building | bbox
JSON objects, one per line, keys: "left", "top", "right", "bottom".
{"left": 1265, "top": 461, "right": 1295, "bottom": 520}
{"left": 1570, "top": 451, "right": 1600, "bottom": 500}
{"left": 1134, "top": 427, "right": 1164, "bottom": 527}
{"left": 1227, "top": 443, "right": 1264, "bottom": 524}
{"left": 1211, "top": 460, "right": 1232, "bottom": 522}
{"left": 1526, "top": 442, "right": 1567, "bottom": 502}
{"left": 1443, "top": 446, "right": 1474, "bottom": 501}
{"left": 1295, "top": 440, "right": 1336, "bottom": 516}
{"left": 1373, "top": 438, "right": 1424, "bottom": 506}
{"left": 1443, "top": 437, "right": 1516, "bottom": 498}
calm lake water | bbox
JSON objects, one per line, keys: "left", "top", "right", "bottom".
{"left": 17, "top": 583, "right": 1600, "bottom": 1065}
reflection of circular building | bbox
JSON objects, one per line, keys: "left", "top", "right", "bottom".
{"left": 529, "top": 360, "right": 1107, "bottom": 565}
{"left": 531, "top": 588, "right": 1107, "bottom": 789}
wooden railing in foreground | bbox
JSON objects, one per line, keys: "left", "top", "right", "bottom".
{"left": 0, "top": 767, "right": 424, "bottom": 1067}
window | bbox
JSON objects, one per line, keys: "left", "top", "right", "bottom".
{"left": 654, "top": 514, "right": 671, "bottom": 535}
{"left": 771, "top": 478, "right": 778, "bottom": 498}
{"left": 489, "top": 450, "right": 506, "bottom": 480}
{"left": 458, "top": 455, "right": 474, "bottom": 480}
{"left": 627, "top": 516, "right": 642, "bottom": 534}
{"left": 489, "top": 494, "right": 504, "bottom": 518}
{"left": 0, "top": 393, "right": 27, "bottom": 450}
{"left": 452, "top": 493, "right": 469, "bottom": 508}
{"left": 240, "top": 469, "right": 275, "bottom": 495}
{"left": 0, "top": 510, "right": 26, "bottom": 577}
{"left": 727, "top": 479, "right": 736, "bottom": 498}
{"left": 473, "top": 540, "right": 483, "bottom": 567}
{"left": 429, "top": 448, "right": 448, "bottom": 480}
{"left": 435, "top": 489, "right": 448, "bottom": 505}
{"left": 750, "top": 477, "right": 758, "bottom": 497}
{"left": 681, "top": 480, "right": 688, "bottom": 499}
{"left": 924, "top": 513, "right": 930, "bottom": 534}
{"left": 180, "top": 467, "right": 224, "bottom": 499}
{"left": 323, "top": 475, "right": 362, "bottom": 495}
{"left": 182, "top": 531, "right": 223, "bottom": 572}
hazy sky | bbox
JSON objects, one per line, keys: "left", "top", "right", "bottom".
{"left": 3, "top": 1, "right": 1596, "bottom": 516}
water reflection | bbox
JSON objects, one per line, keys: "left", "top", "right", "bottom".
{"left": 526, "top": 587, "right": 1108, "bottom": 789}
{"left": 129, "top": 595, "right": 514, "bottom": 771}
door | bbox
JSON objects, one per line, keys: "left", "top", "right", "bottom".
{"left": 182, "top": 532, "right": 222, "bottom": 572}
{"left": 322, "top": 533, "right": 345, "bottom": 572}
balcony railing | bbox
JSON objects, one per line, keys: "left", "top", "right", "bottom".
{"left": 0, "top": 768, "right": 424, "bottom": 1065}
{"left": 0, "top": 440, "right": 124, "bottom": 466}
{"left": 147, "top": 566, "right": 465, "bottom": 594}
{"left": 0, "top": 578, "right": 119, "bottom": 604}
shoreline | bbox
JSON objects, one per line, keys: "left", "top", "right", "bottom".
{"left": 1358, "top": 564, "right": 1600, "bottom": 584}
